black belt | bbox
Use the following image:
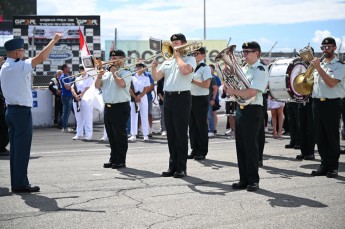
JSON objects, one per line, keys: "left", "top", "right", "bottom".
{"left": 238, "top": 104, "right": 261, "bottom": 110}
{"left": 7, "top": 104, "right": 29, "bottom": 108}
{"left": 313, "top": 98, "right": 340, "bottom": 102}
{"left": 165, "top": 90, "right": 190, "bottom": 95}
{"left": 105, "top": 102, "right": 128, "bottom": 107}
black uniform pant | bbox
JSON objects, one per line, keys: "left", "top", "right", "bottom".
{"left": 286, "top": 102, "right": 300, "bottom": 146}
{"left": 235, "top": 105, "right": 263, "bottom": 184}
{"left": 0, "top": 113, "right": 9, "bottom": 151}
{"left": 104, "top": 102, "right": 130, "bottom": 165}
{"left": 312, "top": 98, "right": 341, "bottom": 171}
{"left": 5, "top": 105, "right": 32, "bottom": 188}
{"left": 298, "top": 100, "right": 315, "bottom": 156}
{"left": 259, "top": 94, "right": 267, "bottom": 161}
{"left": 189, "top": 95, "right": 209, "bottom": 157}
{"left": 164, "top": 91, "right": 191, "bottom": 172}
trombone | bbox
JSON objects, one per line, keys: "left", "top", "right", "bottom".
{"left": 61, "top": 56, "right": 137, "bottom": 85}
{"left": 118, "top": 41, "right": 203, "bottom": 78}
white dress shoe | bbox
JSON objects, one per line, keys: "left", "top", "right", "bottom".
{"left": 128, "top": 136, "right": 136, "bottom": 142}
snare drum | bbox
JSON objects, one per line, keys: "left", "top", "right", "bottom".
{"left": 268, "top": 58, "right": 309, "bottom": 102}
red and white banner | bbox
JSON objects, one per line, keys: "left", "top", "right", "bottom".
{"left": 79, "top": 27, "right": 104, "bottom": 112}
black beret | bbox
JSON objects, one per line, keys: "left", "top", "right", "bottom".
{"left": 109, "top": 50, "right": 125, "bottom": 57}
{"left": 79, "top": 64, "right": 85, "bottom": 70}
{"left": 242, "top": 41, "right": 261, "bottom": 52}
{"left": 170, "top": 33, "right": 187, "bottom": 43}
{"left": 322, "top": 37, "right": 336, "bottom": 45}
{"left": 195, "top": 47, "right": 206, "bottom": 54}
{"left": 4, "top": 38, "right": 24, "bottom": 51}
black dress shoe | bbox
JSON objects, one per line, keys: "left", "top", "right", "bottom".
{"left": 311, "top": 168, "right": 328, "bottom": 176}
{"left": 285, "top": 144, "right": 294, "bottom": 149}
{"left": 103, "top": 162, "right": 114, "bottom": 168}
{"left": 194, "top": 155, "right": 205, "bottom": 160}
{"left": 232, "top": 182, "right": 247, "bottom": 190}
{"left": 326, "top": 170, "right": 338, "bottom": 178}
{"left": 111, "top": 163, "right": 126, "bottom": 169}
{"left": 12, "top": 185, "right": 40, "bottom": 193}
{"left": 303, "top": 155, "right": 315, "bottom": 160}
{"left": 293, "top": 145, "right": 301, "bottom": 150}
{"left": 161, "top": 170, "right": 175, "bottom": 177}
{"left": 187, "top": 154, "right": 195, "bottom": 159}
{"left": 296, "top": 154, "right": 304, "bottom": 160}
{"left": 0, "top": 148, "right": 9, "bottom": 156}
{"left": 173, "top": 170, "right": 187, "bottom": 178}
{"left": 247, "top": 183, "right": 259, "bottom": 192}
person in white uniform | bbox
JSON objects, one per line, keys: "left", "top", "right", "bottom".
{"left": 71, "top": 65, "right": 94, "bottom": 140}
{"left": 128, "top": 63, "right": 151, "bottom": 142}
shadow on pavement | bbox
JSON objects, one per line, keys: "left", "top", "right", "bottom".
{"left": 256, "top": 189, "right": 328, "bottom": 208}
{"left": 17, "top": 193, "right": 106, "bottom": 213}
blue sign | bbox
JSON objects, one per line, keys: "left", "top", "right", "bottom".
{"left": 33, "top": 101, "right": 38, "bottom": 107}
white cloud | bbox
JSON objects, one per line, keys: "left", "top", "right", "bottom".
{"left": 312, "top": 30, "right": 345, "bottom": 52}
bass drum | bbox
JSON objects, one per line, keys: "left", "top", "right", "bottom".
{"left": 268, "top": 58, "right": 309, "bottom": 102}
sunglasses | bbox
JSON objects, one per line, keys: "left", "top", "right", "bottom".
{"left": 320, "top": 45, "right": 335, "bottom": 51}
{"left": 241, "top": 50, "right": 256, "bottom": 55}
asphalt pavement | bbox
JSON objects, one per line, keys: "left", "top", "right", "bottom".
{"left": 1, "top": 114, "right": 345, "bottom": 229}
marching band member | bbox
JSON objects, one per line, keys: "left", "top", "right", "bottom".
{"left": 71, "top": 65, "right": 94, "bottom": 140}
{"left": 0, "top": 34, "right": 62, "bottom": 192}
{"left": 96, "top": 50, "right": 131, "bottom": 169}
{"left": 310, "top": 37, "right": 345, "bottom": 178}
{"left": 187, "top": 47, "right": 212, "bottom": 160}
{"left": 151, "top": 33, "right": 196, "bottom": 178}
{"left": 223, "top": 41, "right": 268, "bottom": 191}
{"left": 128, "top": 63, "right": 151, "bottom": 142}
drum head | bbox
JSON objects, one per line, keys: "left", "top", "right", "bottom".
{"left": 286, "top": 58, "right": 309, "bottom": 102}
{"left": 268, "top": 58, "right": 295, "bottom": 102}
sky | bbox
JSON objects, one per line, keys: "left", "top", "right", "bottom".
{"left": 33, "top": 0, "right": 345, "bottom": 53}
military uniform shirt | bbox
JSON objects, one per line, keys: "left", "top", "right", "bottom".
{"left": 312, "top": 57, "right": 345, "bottom": 99}
{"left": 242, "top": 59, "right": 269, "bottom": 106}
{"left": 132, "top": 73, "right": 150, "bottom": 93}
{"left": 0, "top": 57, "right": 33, "bottom": 107}
{"left": 159, "top": 56, "right": 197, "bottom": 92}
{"left": 101, "top": 69, "right": 131, "bottom": 103}
{"left": 191, "top": 60, "right": 212, "bottom": 96}
{"left": 74, "top": 74, "right": 94, "bottom": 93}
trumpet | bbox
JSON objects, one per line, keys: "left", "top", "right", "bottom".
{"left": 118, "top": 41, "right": 203, "bottom": 78}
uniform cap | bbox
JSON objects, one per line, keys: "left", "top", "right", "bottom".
{"left": 242, "top": 41, "right": 261, "bottom": 52}
{"left": 4, "top": 38, "right": 24, "bottom": 51}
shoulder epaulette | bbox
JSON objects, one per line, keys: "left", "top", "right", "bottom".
{"left": 194, "top": 63, "right": 207, "bottom": 72}
{"left": 257, "top": 65, "right": 265, "bottom": 71}
{"left": 260, "top": 60, "right": 267, "bottom": 66}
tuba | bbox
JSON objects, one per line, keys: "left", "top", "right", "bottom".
{"left": 293, "top": 46, "right": 325, "bottom": 96}
{"left": 215, "top": 45, "right": 255, "bottom": 106}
